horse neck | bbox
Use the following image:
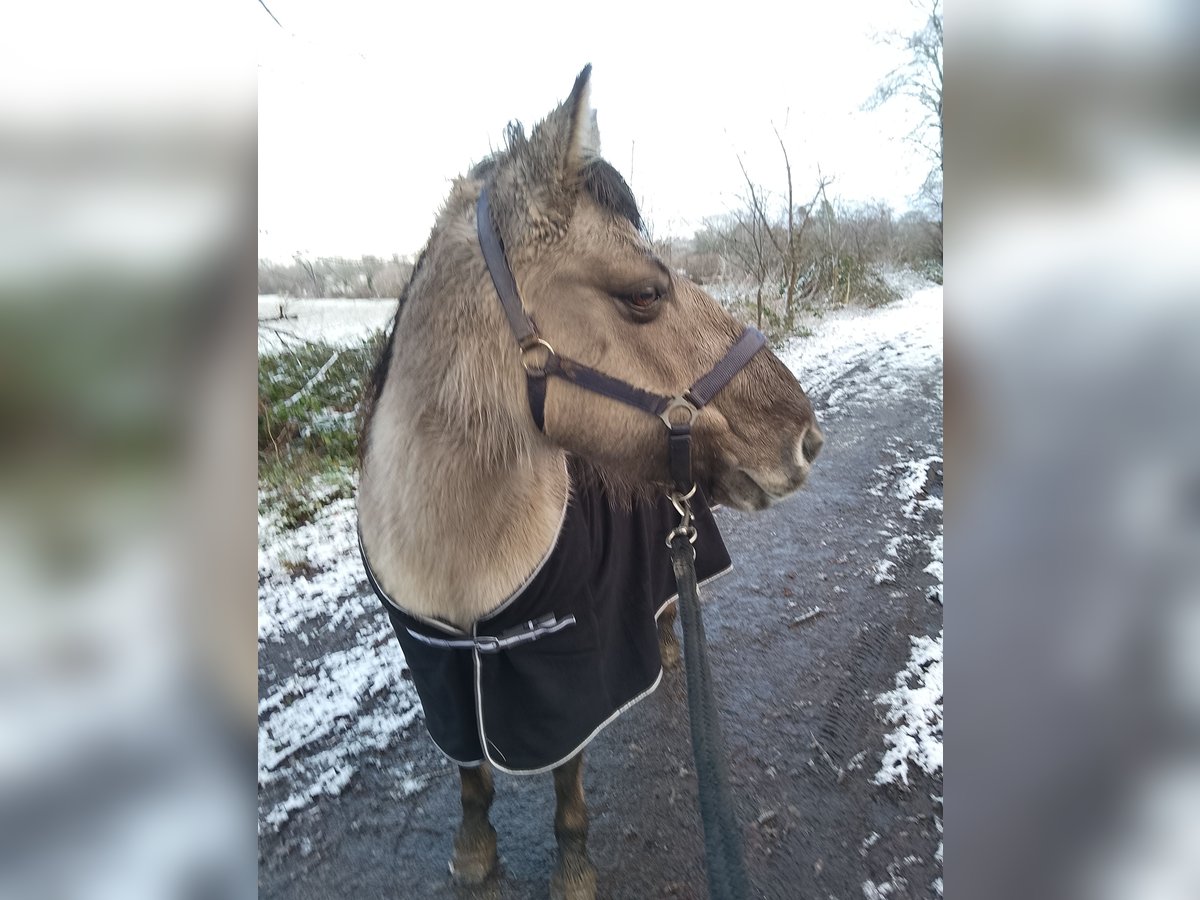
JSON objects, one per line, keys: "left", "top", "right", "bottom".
{"left": 359, "top": 380, "right": 569, "bottom": 630}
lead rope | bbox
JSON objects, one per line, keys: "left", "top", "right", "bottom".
{"left": 669, "top": 494, "right": 751, "bottom": 900}
{"left": 475, "top": 187, "right": 759, "bottom": 898}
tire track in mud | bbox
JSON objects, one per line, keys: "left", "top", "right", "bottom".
{"left": 815, "top": 623, "right": 909, "bottom": 768}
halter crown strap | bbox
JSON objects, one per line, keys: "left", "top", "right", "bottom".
{"left": 477, "top": 189, "right": 540, "bottom": 348}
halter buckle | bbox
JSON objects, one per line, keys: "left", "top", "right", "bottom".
{"left": 659, "top": 394, "right": 700, "bottom": 429}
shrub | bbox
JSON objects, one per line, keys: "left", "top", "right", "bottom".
{"left": 258, "top": 330, "right": 387, "bottom": 521}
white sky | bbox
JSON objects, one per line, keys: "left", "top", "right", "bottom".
{"left": 257, "top": 0, "right": 933, "bottom": 262}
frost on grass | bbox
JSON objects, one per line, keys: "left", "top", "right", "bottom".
{"left": 258, "top": 475, "right": 423, "bottom": 833}
{"left": 875, "top": 631, "right": 943, "bottom": 787}
{"left": 258, "top": 486, "right": 371, "bottom": 644}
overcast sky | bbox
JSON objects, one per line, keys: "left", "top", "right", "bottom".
{"left": 257, "top": 0, "right": 934, "bottom": 262}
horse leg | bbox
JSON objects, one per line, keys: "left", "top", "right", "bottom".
{"left": 658, "top": 601, "right": 681, "bottom": 669}
{"left": 450, "top": 763, "right": 497, "bottom": 884}
{"left": 550, "top": 752, "right": 598, "bottom": 900}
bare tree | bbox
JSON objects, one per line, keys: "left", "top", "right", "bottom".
{"left": 731, "top": 160, "right": 778, "bottom": 329}
{"left": 736, "top": 142, "right": 828, "bottom": 330}
{"left": 865, "top": 0, "right": 943, "bottom": 255}
{"left": 815, "top": 172, "right": 851, "bottom": 303}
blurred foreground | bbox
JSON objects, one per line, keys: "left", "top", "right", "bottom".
{"left": 951, "top": 3, "right": 1200, "bottom": 897}
{"left": 0, "top": 4, "right": 256, "bottom": 898}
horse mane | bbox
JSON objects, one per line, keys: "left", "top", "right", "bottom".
{"left": 357, "top": 248, "right": 425, "bottom": 461}
{"left": 358, "top": 143, "right": 643, "bottom": 467}
{"left": 472, "top": 119, "right": 641, "bottom": 230}
{"left": 580, "top": 158, "right": 642, "bottom": 233}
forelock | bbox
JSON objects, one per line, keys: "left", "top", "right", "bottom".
{"left": 581, "top": 158, "right": 642, "bottom": 232}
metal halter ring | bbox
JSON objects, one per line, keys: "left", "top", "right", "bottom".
{"left": 520, "top": 338, "right": 556, "bottom": 376}
{"left": 658, "top": 394, "right": 700, "bottom": 429}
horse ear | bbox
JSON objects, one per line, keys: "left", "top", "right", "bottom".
{"left": 497, "top": 66, "right": 600, "bottom": 244}
{"left": 582, "top": 108, "right": 601, "bottom": 158}
{"left": 531, "top": 64, "right": 599, "bottom": 184}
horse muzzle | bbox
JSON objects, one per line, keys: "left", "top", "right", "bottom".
{"left": 710, "top": 423, "right": 823, "bottom": 511}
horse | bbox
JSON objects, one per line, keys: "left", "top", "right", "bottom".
{"left": 357, "top": 65, "right": 822, "bottom": 900}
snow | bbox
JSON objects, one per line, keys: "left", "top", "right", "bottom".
{"left": 258, "top": 477, "right": 424, "bottom": 833}
{"left": 869, "top": 444, "right": 944, "bottom": 810}
{"left": 866, "top": 448, "right": 943, "bottom": 603}
{"left": 779, "top": 284, "right": 942, "bottom": 417}
{"left": 258, "top": 487, "right": 368, "bottom": 644}
{"left": 863, "top": 880, "right": 898, "bottom": 899}
{"left": 875, "top": 631, "right": 944, "bottom": 788}
{"left": 871, "top": 449, "right": 944, "bottom": 791}
{"left": 924, "top": 533, "right": 943, "bottom": 591}
{"left": 258, "top": 295, "right": 395, "bottom": 352}
{"left": 896, "top": 455, "right": 943, "bottom": 519}
{"left": 779, "top": 278, "right": 943, "bottom": 600}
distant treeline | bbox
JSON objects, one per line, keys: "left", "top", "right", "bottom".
{"left": 258, "top": 201, "right": 940, "bottom": 331}
{"left": 663, "top": 203, "right": 939, "bottom": 288}
{"left": 258, "top": 254, "right": 415, "bottom": 299}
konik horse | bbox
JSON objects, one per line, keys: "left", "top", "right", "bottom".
{"left": 358, "top": 66, "right": 821, "bottom": 899}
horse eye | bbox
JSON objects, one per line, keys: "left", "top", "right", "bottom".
{"left": 630, "top": 287, "right": 660, "bottom": 308}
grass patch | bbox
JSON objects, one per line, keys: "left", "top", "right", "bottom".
{"left": 258, "top": 330, "right": 387, "bottom": 526}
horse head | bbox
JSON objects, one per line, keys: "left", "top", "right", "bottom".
{"left": 467, "top": 66, "right": 822, "bottom": 509}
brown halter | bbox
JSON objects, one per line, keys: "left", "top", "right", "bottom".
{"left": 476, "top": 188, "right": 766, "bottom": 524}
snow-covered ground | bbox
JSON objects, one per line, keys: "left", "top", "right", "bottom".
{"left": 258, "top": 485, "right": 426, "bottom": 833}
{"left": 778, "top": 281, "right": 942, "bottom": 417}
{"left": 258, "top": 295, "right": 395, "bottom": 353}
{"left": 778, "top": 280, "right": 944, "bottom": 897}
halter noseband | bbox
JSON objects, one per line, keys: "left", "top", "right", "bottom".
{"left": 476, "top": 188, "right": 766, "bottom": 528}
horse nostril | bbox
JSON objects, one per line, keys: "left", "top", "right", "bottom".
{"left": 801, "top": 426, "right": 824, "bottom": 464}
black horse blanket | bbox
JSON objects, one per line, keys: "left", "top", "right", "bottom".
{"left": 362, "top": 466, "right": 731, "bottom": 773}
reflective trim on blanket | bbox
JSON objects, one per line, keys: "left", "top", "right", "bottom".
{"left": 406, "top": 614, "right": 578, "bottom": 653}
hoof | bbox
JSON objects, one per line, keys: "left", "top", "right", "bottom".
{"left": 449, "top": 824, "right": 497, "bottom": 886}
{"left": 550, "top": 859, "right": 597, "bottom": 900}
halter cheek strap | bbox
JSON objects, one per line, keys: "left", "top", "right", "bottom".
{"left": 476, "top": 188, "right": 766, "bottom": 498}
